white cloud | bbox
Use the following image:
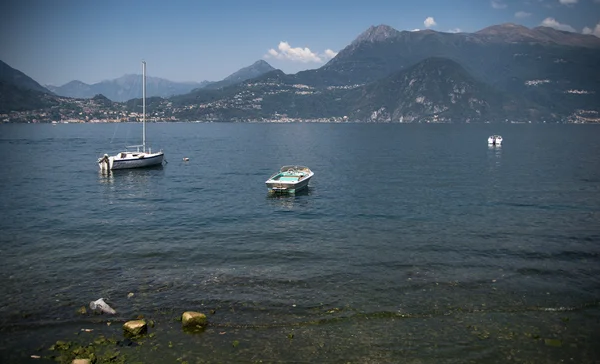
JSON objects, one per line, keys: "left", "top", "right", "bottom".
{"left": 447, "top": 28, "right": 462, "bottom": 33}
{"left": 540, "top": 17, "right": 576, "bottom": 32}
{"left": 411, "top": 28, "right": 420, "bottom": 32}
{"left": 424, "top": 17, "right": 437, "bottom": 28}
{"left": 491, "top": 0, "right": 507, "bottom": 9}
{"left": 264, "top": 42, "right": 336, "bottom": 63}
{"left": 323, "top": 49, "right": 338, "bottom": 59}
{"left": 582, "top": 23, "right": 600, "bottom": 37}
{"left": 559, "top": 0, "right": 577, "bottom": 4}
{"left": 515, "top": 11, "right": 532, "bottom": 18}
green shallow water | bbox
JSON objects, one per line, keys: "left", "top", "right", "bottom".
{"left": 5, "top": 305, "right": 600, "bottom": 363}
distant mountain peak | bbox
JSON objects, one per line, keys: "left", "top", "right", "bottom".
{"left": 251, "top": 60, "right": 271, "bottom": 67}
{"left": 92, "top": 93, "right": 110, "bottom": 100}
{"left": 352, "top": 24, "right": 401, "bottom": 44}
{"left": 223, "top": 60, "right": 275, "bottom": 82}
{"left": 65, "top": 80, "right": 87, "bottom": 86}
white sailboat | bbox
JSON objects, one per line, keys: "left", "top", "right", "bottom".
{"left": 98, "top": 61, "right": 165, "bottom": 170}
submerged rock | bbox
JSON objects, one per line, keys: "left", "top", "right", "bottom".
{"left": 123, "top": 320, "right": 147, "bottom": 337}
{"left": 182, "top": 311, "right": 207, "bottom": 329}
{"left": 544, "top": 338, "right": 562, "bottom": 347}
{"left": 72, "top": 359, "right": 91, "bottom": 364}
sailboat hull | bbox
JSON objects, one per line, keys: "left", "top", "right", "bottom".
{"left": 99, "top": 151, "right": 164, "bottom": 170}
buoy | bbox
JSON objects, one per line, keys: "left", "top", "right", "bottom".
{"left": 183, "top": 157, "right": 189, "bottom": 162}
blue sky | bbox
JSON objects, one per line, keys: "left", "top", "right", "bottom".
{"left": 1, "top": 0, "right": 598, "bottom": 86}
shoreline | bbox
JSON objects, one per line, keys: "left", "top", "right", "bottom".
{"left": 3, "top": 304, "right": 600, "bottom": 363}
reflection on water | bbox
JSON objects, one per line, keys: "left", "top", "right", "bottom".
{"left": 266, "top": 188, "right": 311, "bottom": 209}
{"left": 488, "top": 144, "right": 502, "bottom": 154}
{"left": 487, "top": 144, "right": 502, "bottom": 168}
{"left": 266, "top": 187, "right": 310, "bottom": 197}
{"left": 98, "top": 166, "right": 166, "bottom": 216}
{"left": 98, "top": 165, "right": 165, "bottom": 185}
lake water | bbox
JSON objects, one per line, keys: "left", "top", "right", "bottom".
{"left": 0, "top": 122, "right": 599, "bottom": 363}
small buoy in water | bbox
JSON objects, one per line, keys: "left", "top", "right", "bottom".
{"left": 183, "top": 157, "right": 189, "bottom": 162}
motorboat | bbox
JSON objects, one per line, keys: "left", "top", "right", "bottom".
{"left": 98, "top": 61, "right": 165, "bottom": 171}
{"left": 488, "top": 135, "right": 503, "bottom": 146}
{"left": 265, "top": 165, "right": 314, "bottom": 193}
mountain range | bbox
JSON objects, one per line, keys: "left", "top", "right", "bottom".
{"left": 43, "top": 60, "right": 276, "bottom": 102}
{"left": 168, "top": 23, "right": 599, "bottom": 122}
{"left": 1, "top": 23, "right": 599, "bottom": 122}
{"left": 169, "top": 56, "right": 554, "bottom": 123}
{"left": 45, "top": 76, "right": 209, "bottom": 102}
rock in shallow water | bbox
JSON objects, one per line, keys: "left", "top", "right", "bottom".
{"left": 72, "top": 359, "right": 91, "bottom": 364}
{"left": 123, "top": 320, "right": 147, "bottom": 337}
{"left": 182, "top": 311, "right": 207, "bottom": 328}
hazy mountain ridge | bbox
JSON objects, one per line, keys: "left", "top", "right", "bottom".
{"left": 46, "top": 75, "right": 211, "bottom": 102}
{"left": 43, "top": 60, "right": 276, "bottom": 101}
{"left": 475, "top": 23, "right": 600, "bottom": 48}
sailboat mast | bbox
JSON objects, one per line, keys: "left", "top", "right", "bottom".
{"left": 142, "top": 60, "right": 146, "bottom": 153}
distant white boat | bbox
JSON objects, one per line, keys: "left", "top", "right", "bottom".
{"left": 488, "top": 135, "right": 503, "bottom": 146}
{"left": 266, "top": 165, "right": 314, "bottom": 193}
{"left": 98, "top": 61, "right": 164, "bottom": 170}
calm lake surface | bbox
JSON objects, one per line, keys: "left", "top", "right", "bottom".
{"left": 0, "top": 122, "right": 599, "bottom": 363}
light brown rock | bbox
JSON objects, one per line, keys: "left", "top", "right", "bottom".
{"left": 182, "top": 311, "right": 207, "bottom": 328}
{"left": 123, "top": 319, "right": 147, "bottom": 337}
{"left": 72, "top": 359, "right": 91, "bottom": 364}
